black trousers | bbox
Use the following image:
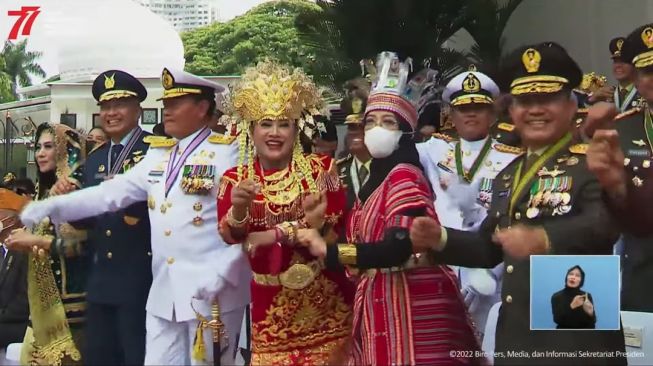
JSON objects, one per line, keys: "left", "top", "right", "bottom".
{"left": 0, "top": 321, "right": 28, "bottom": 349}
{"left": 83, "top": 302, "right": 146, "bottom": 366}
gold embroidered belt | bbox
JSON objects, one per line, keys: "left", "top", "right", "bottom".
{"left": 364, "top": 254, "right": 433, "bottom": 277}
{"left": 253, "top": 260, "right": 324, "bottom": 290}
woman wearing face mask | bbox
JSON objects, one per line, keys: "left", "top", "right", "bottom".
{"left": 216, "top": 61, "right": 353, "bottom": 366}
{"left": 551, "top": 265, "right": 596, "bottom": 329}
{"left": 299, "top": 52, "right": 481, "bottom": 365}
{"left": 5, "top": 123, "right": 89, "bottom": 365}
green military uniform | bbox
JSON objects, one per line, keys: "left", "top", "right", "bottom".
{"left": 437, "top": 42, "right": 626, "bottom": 365}
{"left": 609, "top": 23, "right": 653, "bottom": 311}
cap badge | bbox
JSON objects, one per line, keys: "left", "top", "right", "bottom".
{"left": 468, "top": 64, "right": 477, "bottom": 72}
{"left": 162, "top": 69, "right": 174, "bottom": 90}
{"left": 522, "top": 48, "right": 541, "bottom": 73}
{"left": 642, "top": 27, "right": 653, "bottom": 49}
{"left": 462, "top": 73, "right": 481, "bottom": 93}
{"left": 616, "top": 38, "right": 624, "bottom": 51}
{"left": 352, "top": 97, "right": 363, "bottom": 114}
{"left": 104, "top": 73, "right": 115, "bottom": 90}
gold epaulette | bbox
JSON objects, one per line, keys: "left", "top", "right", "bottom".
{"left": 431, "top": 132, "right": 457, "bottom": 142}
{"left": 336, "top": 155, "right": 352, "bottom": 166}
{"left": 615, "top": 107, "right": 641, "bottom": 121}
{"left": 88, "top": 141, "right": 107, "bottom": 155}
{"left": 208, "top": 133, "right": 236, "bottom": 144}
{"left": 569, "top": 143, "right": 588, "bottom": 154}
{"left": 143, "top": 135, "right": 176, "bottom": 148}
{"left": 576, "top": 108, "right": 589, "bottom": 114}
{"left": 493, "top": 143, "right": 524, "bottom": 155}
{"left": 497, "top": 122, "right": 515, "bottom": 132}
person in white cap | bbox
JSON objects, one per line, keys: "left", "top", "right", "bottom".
{"left": 415, "top": 66, "right": 521, "bottom": 338}
{"left": 17, "top": 68, "right": 251, "bottom": 366}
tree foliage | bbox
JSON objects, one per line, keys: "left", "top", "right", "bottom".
{"left": 464, "top": 0, "right": 524, "bottom": 79}
{"left": 183, "top": 0, "right": 344, "bottom": 88}
{"left": 296, "top": 0, "right": 475, "bottom": 85}
{"left": 1, "top": 40, "right": 46, "bottom": 99}
{"left": 0, "top": 57, "right": 14, "bottom": 103}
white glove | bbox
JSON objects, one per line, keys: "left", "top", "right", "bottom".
{"left": 193, "top": 275, "right": 226, "bottom": 301}
{"left": 462, "top": 286, "right": 481, "bottom": 313}
{"left": 20, "top": 200, "right": 53, "bottom": 228}
{"left": 467, "top": 268, "right": 497, "bottom": 296}
{"left": 447, "top": 178, "right": 480, "bottom": 210}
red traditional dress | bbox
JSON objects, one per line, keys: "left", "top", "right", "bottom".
{"left": 218, "top": 154, "right": 354, "bottom": 366}
{"left": 346, "top": 163, "right": 481, "bottom": 365}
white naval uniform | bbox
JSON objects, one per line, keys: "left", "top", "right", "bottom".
{"left": 21, "top": 128, "right": 251, "bottom": 365}
{"left": 416, "top": 135, "right": 519, "bottom": 335}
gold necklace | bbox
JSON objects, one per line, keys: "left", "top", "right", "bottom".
{"left": 259, "top": 161, "right": 303, "bottom": 206}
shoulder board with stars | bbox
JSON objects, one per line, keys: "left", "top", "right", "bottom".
{"left": 614, "top": 107, "right": 641, "bottom": 121}
{"left": 336, "top": 154, "right": 353, "bottom": 166}
{"left": 208, "top": 133, "right": 236, "bottom": 144}
{"left": 569, "top": 143, "right": 588, "bottom": 155}
{"left": 497, "top": 122, "right": 515, "bottom": 132}
{"left": 143, "top": 135, "right": 176, "bottom": 148}
{"left": 493, "top": 143, "right": 524, "bottom": 155}
{"left": 431, "top": 132, "right": 457, "bottom": 142}
{"left": 88, "top": 141, "right": 107, "bottom": 155}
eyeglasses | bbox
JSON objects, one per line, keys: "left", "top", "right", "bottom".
{"left": 363, "top": 118, "right": 400, "bottom": 131}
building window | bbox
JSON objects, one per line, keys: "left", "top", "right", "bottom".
{"left": 60, "top": 113, "right": 77, "bottom": 129}
{"left": 92, "top": 113, "right": 101, "bottom": 128}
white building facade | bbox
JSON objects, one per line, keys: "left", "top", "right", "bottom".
{"left": 135, "top": 0, "right": 220, "bottom": 32}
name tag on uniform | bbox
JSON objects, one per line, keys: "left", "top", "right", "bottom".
{"left": 437, "top": 162, "right": 454, "bottom": 174}
{"left": 148, "top": 170, "right": 164, "bottom": 177}
{"left": 627, "top": 149, "right": 650, "bottom": 157}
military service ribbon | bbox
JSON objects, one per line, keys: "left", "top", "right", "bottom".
{"left": 165, "top": 127, "right": 212, "bottom": 197}
{"left": 509, "top": 133, "right": 572, "bottom": 217}
{"left": 455, "top": 136, "right": 493, "bottom": 183}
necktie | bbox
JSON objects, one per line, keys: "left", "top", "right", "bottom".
{"left": 524, "top": 153, "right": 540, "bottom": 171}
{"left": 1, "top": 245, "right": 6, "bottom": 264}
{"left": 110, "top": 144, "right": 124, "bottom": 171}
{"left": 358, "top": 164, "right": 369, "bottom": 186}
{"left": 618, "top": 88, "right": 628, "bottom": 103}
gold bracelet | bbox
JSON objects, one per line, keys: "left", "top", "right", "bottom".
{"left": 337, "top": 244, "right": 357, "bottom": 266}
{"left": 277, "top": 221, "right": 299, "bottom": 245}
{"left": 227, "top": 207, "right": 250, "bottom": 228}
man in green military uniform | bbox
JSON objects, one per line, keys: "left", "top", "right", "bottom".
{"left": 409, "top": 42, "right": 626, "bottom": 365}
{"left": 337, "top": 96, "right": 371, "bottom": 211}
{"left": 587, "top": 23, "right": 653, "bottom": 312}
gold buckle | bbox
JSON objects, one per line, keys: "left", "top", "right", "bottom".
{"left": 253, "top": 261, "right": 322, "bottom": 289}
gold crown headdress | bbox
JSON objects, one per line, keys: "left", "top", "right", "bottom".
{"left": 229, "top": 60, "right": 324, "bottom": 191}
{"left": 577, "top": 72, "right": 608, "bottom": 94}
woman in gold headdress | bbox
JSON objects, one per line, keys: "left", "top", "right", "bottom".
{"left": 6, "top": 123, "right": 89, "bottom": 366}
{"left": 216, "top": 61, "right": 354, "bottom": 366}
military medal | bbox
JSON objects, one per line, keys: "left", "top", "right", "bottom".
{"left": 526, "top": 207, "right": 539, "bottom": 219}
{"left": 193, "top": 202, "right": 203, "bottom": 211}
{"left": 108, "top": 128, "right": 144, "bottom": 175}
{"left": 160, "top": 204, "right": 167, "bottom": 214}
{"left": 633, "top": 139, "right": 647, "bottom": 147}
{"left": 633, "top": 176, "right": 644, "bottom": 187}
{"left": 644, "top": 160, "right": 651, "bottom": 169}
{"left": 165, "top": 127, "right": 212, "bottom": 197}
{"left": 192, "top": 216, "right": 204, "bottom": 226}
{"left": 566, "top": 156, "right": 579, "bottom": 166}
{"left": 477, "top": 177, "right": 493, "bottom": 208}
{"left": 181, "top": 164, "right": 215, "bottom": 195}
{"left": 148, "top": 196, "right": 155, "bottom": 210}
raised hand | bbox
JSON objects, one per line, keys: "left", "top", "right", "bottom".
{"left": 581, "top": 102, "right": 618, "bottom": 139}
{"left": 296, "top": 228, "right": 327, "bottom": 258}
{"left": 493, "top": 225, "right": 548, "bottom": 259}
{"left": 50, "top": 177, "right": 78, "bottom": 196}
{"left": 570, "top": 294, "right": 585, "bottom": 309}
{"left": 231, "top": 179, "right": 259, "bottom": 220}
{"left": 302, "top": 191, "right": 327, "bottom": 229}
{"left": 587, "top": 129, "right": 627, "bottom": 195}
{"left": 409, "top": 216, "right": 442, "bottom": 253}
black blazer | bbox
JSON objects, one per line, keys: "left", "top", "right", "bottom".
{"left": 551, "top": 290, "right": 596, "bottom": 329}
{"left": 0, "top": 250, "right": 29, "bottom": 347}
{"left": 82, "top": 130, "right": 153, "bottom": 305}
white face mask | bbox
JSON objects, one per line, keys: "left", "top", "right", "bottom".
{"left": 364, "top": 126, "right": 403, "bottom": 159}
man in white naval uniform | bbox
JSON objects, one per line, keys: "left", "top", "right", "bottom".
{"left": 20, "top": 68, "right": 251, "bottom": 366}
{"left": 416, "top": 68, "right": 521, "bottom": 338}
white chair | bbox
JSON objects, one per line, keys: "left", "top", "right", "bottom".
{"left": 481, "top": 301, "right": 501, "bottom": 365}
{"left": 620, "top": 311, "right": 653, "bottom": 365}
